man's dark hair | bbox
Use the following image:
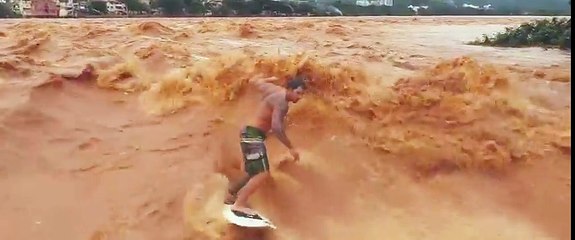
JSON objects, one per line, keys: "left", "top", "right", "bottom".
{"left": 286, "top": 75, "right": 306, "bottom": 90}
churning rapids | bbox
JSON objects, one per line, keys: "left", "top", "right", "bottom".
{"left": 0, "top": 16, "right": 571, "bottom": 240}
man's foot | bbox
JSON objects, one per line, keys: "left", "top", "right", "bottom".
{"left": 231, "top": 205, "right": 258, "bottom": 216}
{"left": 224, "top": 192, "right": 236, "bottom": 205}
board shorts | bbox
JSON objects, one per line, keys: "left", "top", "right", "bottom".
{"left": 240, "top": 126, "right": 270, "bottom": 176}
{"left": 225, "top": 126, "right": 270, "bottom": 204}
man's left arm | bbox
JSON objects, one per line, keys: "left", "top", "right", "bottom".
{"left": 249, "top": 75, "right": 283, "bottom": 96}
{"left": 248, "top": 74, "right": 277, "bottom": 85}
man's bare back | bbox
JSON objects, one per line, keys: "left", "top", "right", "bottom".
{"left": 247, "top": 82, "right": 289, "bottom": 140}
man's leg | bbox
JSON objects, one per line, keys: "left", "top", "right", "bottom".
{"left": 230, "top": 125, "right": 270, "bottom": 213}
{"left": 232, "top": 171, "right": 270, "bottom": 211}
{"left": 231, "top": 138, "right": 270, "bottom": 213}
{"left": 225, "top": 175, "right": 250, "bottom": 205}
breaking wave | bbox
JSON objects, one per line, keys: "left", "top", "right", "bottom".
{"left": 93, "top": 49, "right": 569, "bottom": 173}
{"left": 92, "top": 50, "right": 567, "bottom": 239}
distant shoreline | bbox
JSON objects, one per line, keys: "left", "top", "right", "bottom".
{"left": 17, "top": 14, "right": 572, "bottom": 19}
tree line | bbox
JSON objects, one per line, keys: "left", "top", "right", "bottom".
{"left": 1, "top": 0, "right": 572, "bottom": 18}
{"left": 145, "top": 0, "right": 572, "bottom": 16}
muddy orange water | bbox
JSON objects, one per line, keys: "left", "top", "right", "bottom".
{"left": 0, "top": 16, "right": 571, "bottom": 240}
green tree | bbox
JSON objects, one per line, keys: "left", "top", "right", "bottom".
{"left": 89, "top": 0, "right": 108, "bottom": 14}
{"left": 0, "top": 1, "right": 18, "bottom": 18}
{"left": 122, "top": 0, "right": 150, "bottom": 13}
{"left": 150, "top": 0, "right": 158, "bottom": 8}
{"left": 182, "top": 0, "right": 205, "bottom": 14}
{"left": 222, "top": 0, "right": 246, "bottom": 14}
{"left": 157, "top": 0, "right": 185, "bottom": 15}
{"left": 425, "top": 0, "right": 459, "bottom": 15}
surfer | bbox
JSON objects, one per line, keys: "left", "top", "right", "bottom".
{"left": 224, "top": 73, "right": 306, "bottom": 215}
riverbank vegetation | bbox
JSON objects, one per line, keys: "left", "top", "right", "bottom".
{"left": 469, "top": 17, "right": 571, "bottom": 49}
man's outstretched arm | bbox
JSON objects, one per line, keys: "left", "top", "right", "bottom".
{"left": 249, "top": 74, "right": 277, "bottom": 84}
{"left": 271, "top": 104, "right": 293, "bottom": 150}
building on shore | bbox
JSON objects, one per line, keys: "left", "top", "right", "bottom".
{"left": 11, "top": 0, "right": 60, "bottom": 17}
{"left": 31, "top": 0, "right": 60, "bottom": 16}
{"left": 9, "top": 0, "right": 132, "bottom": 17}
{"left": 104, "top": 0, "right": 128, "bottom": 14}
{"left": 354, "top": 0, "right": 392, "bottom": 7}
{"left": 10, "top": 0, "right": 60, "bottom": 17}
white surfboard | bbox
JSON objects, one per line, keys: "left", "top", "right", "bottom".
{"left": 222, "top": 205, "right": 277, "bottom": 229}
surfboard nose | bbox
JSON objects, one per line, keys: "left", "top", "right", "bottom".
{"left": 222, "top": 205, "right": 277, "bottom": 229}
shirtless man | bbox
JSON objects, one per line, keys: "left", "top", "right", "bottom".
{"left": 224, "top": 74, "right": 306, "bottom": 215}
